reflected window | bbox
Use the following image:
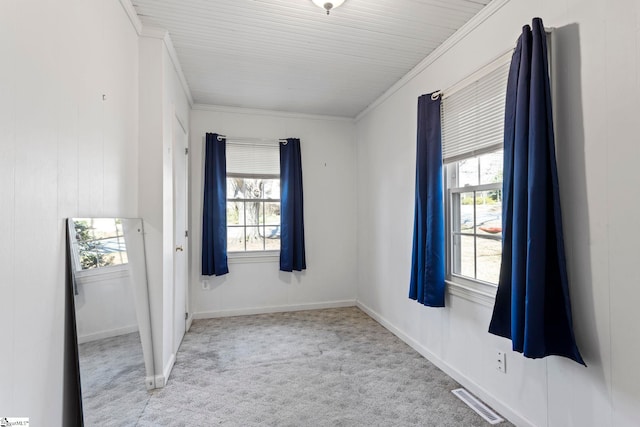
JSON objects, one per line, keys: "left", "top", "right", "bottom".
{"left": 71, "top": 218, "right": 128, "bottom": 271}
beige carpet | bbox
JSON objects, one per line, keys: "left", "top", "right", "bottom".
{"left": 81, "top": 307, "right": 512, "bottom": 426}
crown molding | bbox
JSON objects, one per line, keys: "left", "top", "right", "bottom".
{"left": 192, "top": 103, "right": 354, "bottom": 122}
{"left": 162, "top": 32, "right": 195, "bottom": 107}
{"left": 118, "top": 1, "right": 195, "bottom": 107}
{"left": 140, "top": 26, "right": 195, "bottom": 107}
{"left": 118, "top": 0, "right": 143, "bottom": 35}
{"left": 140, "top": 25, "right": 168, "bottom": 39}
{"left": 355, "top": 0, "right": 511, "bottom": 122}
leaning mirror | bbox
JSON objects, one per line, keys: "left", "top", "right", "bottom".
{"left": 67, "top": 218, "right": 155, "bottom": 425}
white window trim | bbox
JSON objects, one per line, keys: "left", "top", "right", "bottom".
{"left": 228, "top": 250, "right": 279, "bottom": 264}
{"left": 446, "top": 280, "right": 497, "bottom": 307}
{"left": 74, "top": 264, "right": 130, "bottom": 284}
{"left": 226, "top": 176, "right": 281, "bottom": 255}
{"left": 225, "top": 141, "right": 281, "bottom": 256}
{"left": 444, "top": 165, "right": 502, "bottom": 306}
{"left": 441, "top": 31, "right": 555, "bottom": 305}
{"left": 441, "top": 53, "right": 511, "bottom": 304}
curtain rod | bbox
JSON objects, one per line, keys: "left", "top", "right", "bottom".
{"left": 431, "top": 27, "right": 553, "bottom": 101}
{"left": 430, "top": 48, "right": 514, "bottom": 101}
{"left": 216, "top": 135, "right": 288, "bottom": 145}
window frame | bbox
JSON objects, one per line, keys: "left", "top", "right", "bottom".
{"left": 444, "top": 155, "right": 502, "bottom": 306}
{"left": 225, "top": 172, "right": 281, "bottom": 258}
{"left": 440, "top": 51, "right": 513, "bottom": 305}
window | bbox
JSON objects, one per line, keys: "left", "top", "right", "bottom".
{"left": 446, "top": 151, "right": 503, "bottom": 284}
{"left": 226, "top": 142, "right": 281, "bottom": 253}
{"left": 70, "top": 218, "right": 128, "bottom": 272}
{"left": 442, "top": 53, "right": 510, "bottom": 292}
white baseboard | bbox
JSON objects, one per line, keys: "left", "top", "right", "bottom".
{"left": 154, "top": 352, "right": 176, "bottom": 389}
{"left": 145, "top": 375, "right": 156, "bottom": 390}
{"left": 193, "top": 299, "right": 357, "bottom": 319}
{"left": 356, "top": 301, "right": 534, "bottom": 427}
{"left": 77, "top": 324, "right": 138, "bottom": 344}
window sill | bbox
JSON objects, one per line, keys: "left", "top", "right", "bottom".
{"left": 228, "top": 251, "right": 280, "bottom": 264}
{"left": 75, "top": 264, "right": 129, "bottom": 284}
{"left": 446, "top": 279, "right": 497, "bottom": 308}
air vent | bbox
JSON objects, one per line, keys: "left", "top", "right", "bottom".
{"left": 452, "top": 388, "right": 504, "bottom": 425}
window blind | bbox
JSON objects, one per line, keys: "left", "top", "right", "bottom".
{"left": 226, "top": 142, "right": 280, "bottom": 176}
{"left": 441, "top": 54, "right": 511, "bottom": 164}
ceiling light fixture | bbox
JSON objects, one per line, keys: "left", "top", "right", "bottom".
{"left": 311, "top": 0, "right": 346, "bottom": 15}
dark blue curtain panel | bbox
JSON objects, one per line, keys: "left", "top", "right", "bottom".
{"left": 409, "top": 93, "right": 445, "bottom": 307}
{"left": 202, "top": 133, "right": 229, "bottom": 276}
{"left": 280, "top": 138, "right": 306, "bottom": 272}
{"left": 488, "top": 18, "right": 585, "bottom": 365}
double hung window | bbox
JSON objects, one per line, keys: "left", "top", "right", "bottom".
{"left": 226, "top": 142, "right": 281, "bottom": 253}
{"left": 442, "top": 54, "right": 510, "bottom": 291}
{"left": 446, "top": 151, "right": 503, "bottom": 284}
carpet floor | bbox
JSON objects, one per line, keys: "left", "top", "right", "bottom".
{"left": 80, "top": 307, "right": 512, "bottom": 426}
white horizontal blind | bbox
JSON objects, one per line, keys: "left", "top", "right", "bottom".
{"left": 226, "top": 142, "right": 280, "bottom": 176}
{"left": 441, "top": 54, "right": 511, "bottom": 163}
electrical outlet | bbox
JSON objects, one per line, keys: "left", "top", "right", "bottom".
{"left": 496, "top": 351, "right": 506, "bottom": 373}
{"left": 202, "top": 281, "right": 210, "bottom": 290}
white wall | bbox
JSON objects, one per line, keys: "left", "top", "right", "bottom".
{"left": 74, "top": 270, "right": 138, "bottom": 343}
{"left": 189, "top": 107, "right": 358, "bottom": 317}
{"left": 0, "top": 0, "right": 139, "bottom": 424}
{"left": 355, "top": 0, "right": 640, "bottom": 426}
{"left": 138, "top": 30, "right": 191, "bottom": 385}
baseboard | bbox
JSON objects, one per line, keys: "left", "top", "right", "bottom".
{"left": 77, "top": 324, "right": 138, "bottom": 344}
{"left": 193, "top": 299, "right": 357, "bottom": 319}
{"left": 145, "top": 375, "right": 156, "bottom": 390}
{"left": 154, "top": 352, "right": 176, "bottom": 389}
{"left": 356, "top": 301, "right": 535, "bottom": 427}
{"left": 186, "top": 313, "right": 194, "bottom": 331}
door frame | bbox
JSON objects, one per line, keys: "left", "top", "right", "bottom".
{"left": 172, "top": 107, "right": 190, "bottom": 354}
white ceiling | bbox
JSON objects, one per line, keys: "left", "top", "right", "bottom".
{"left": 132, "top": 0, "right": 492, "bottom": 118}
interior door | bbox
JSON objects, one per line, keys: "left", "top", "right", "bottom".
{"left": 172, "top": 112, "right": 189, "bottom": 353}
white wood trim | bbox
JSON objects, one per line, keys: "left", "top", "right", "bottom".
{"left": 186, "top": 313, "right": 194, "bottom": 332}
{"left": 192, "top": 103, "right": 354, "bottom": 122}
{"left": 446, "top": 280, "right": 497, "bottom": 308}
{"left": 163, "top": 32, "right": 195, "bottom": 107}
{"left": 355, "top": 0, "right": 512, "bottom": 122}
{"left": 118, "top": 0, "right": 143, "bottom": 35}
{"left": 140, "top": 25, "right": 167, "bottom": 39}
{"left": 193, "top": 299, "right": 357, "bottom": 319}
{"left": 355, "top": 300, "right": 534, "bottom": 427}
{"left": 140, "top": 26, "right": 195, "bottom": 107}
{"left": 155, "top": 352, "right": 176, "bottom": 388}
{"left": 227, "top": 251, "right": 280, "bottom": 264}
{"left": 145, "top": 375, "right": 156, "bottom": 390}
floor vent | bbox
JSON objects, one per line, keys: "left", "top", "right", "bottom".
{"left": 452, "top": 388, "right": 504, "bottom": 425}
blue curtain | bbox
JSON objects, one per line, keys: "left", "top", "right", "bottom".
{"left": 488, "top": 18, "right": 585, "bottom": 365}
{"left": 280, "top": 138, "right": 306, "bottom": 272}
{"left": 409, "top": 93, "right": 445, "bottom": 307}
{"left": 202, "top": 133, "right": 229, "bottom": 276}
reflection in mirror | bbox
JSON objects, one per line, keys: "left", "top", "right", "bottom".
{"left": 67, "top": 218, "right": 155, "bottom": 426}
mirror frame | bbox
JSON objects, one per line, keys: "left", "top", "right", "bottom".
{"left": 66, "top": 218, "right": 156, "bottom": 422}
